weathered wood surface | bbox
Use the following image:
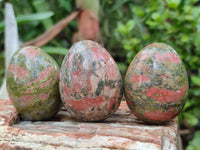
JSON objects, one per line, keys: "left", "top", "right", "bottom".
{"left": 0, "top": 100, "right": 178, "bottom": 150}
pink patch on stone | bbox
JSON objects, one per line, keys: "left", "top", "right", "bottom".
{"left": 145, "top": 86, "right": 187, "bottom": 103}
{"left": 40, "top": 78, "right": 53, "bottom": 88}
{"left": 132, "top": 75, "right": 150, "bottom": 83}
{"left": 91, "top": 48, "right": 106, "bottom": 62}
{"left": 155, "top": 53, "right": 165, "bottom": 62}
{"left": 144, "top": 110, "right": 178, "bottom": 122}
{"left": 163, "top": 53, "right": 181, "bottom": 64}
{"left": 155, "top": 52, "right": 181, "bottom": 64}
{"left": 67, "top": 95, "right": 105, "bottom": 111}
{"left": 63, "top": 85, "right": 69, "bottom": 97}
{"left": 67, "top": 55, "right": 74, "bottom": 67}
{"left": 168, "top": 107, "right": 175, "bottom": 112}
{"left": 34, "top": 67, "right": 54, "bottom": 83}
{"left": 106, "top": 62, "right": 119, "bottom": 79}
{"left": 23, "top": 46, "right": 40, "bottom": 59}
{"left": 8, "top": 64, "right": 29, "bottom": 80}
{"left": 18, "top": 95, "right": 34, "bottom": 105}
{"left": 39, "top": 93, "right": 49, "bottom": 100}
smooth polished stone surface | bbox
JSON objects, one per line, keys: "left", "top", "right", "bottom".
{"left": 6, "top": 46, "right": 61, "bottom": 121}
{"left": 60, "top": 40, "right": 123, "bottom": 121}
{"left": 125, "top": 43, "right": 188, "bottom": 124}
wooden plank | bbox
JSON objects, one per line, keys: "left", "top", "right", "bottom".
{"left": 0, "top": 100, "right": 178, "bottom": 150}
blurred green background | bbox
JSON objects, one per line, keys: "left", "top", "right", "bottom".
{"left": 0, "top": 0, "right": 200, "bottom": 149}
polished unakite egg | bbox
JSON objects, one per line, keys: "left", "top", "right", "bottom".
{"left": 124, "top": 43, "right": 189, "bottom": 124}
{"left": 6, "top": 46, "right": 61, "bottom": 121}
{"left": 59, "top": 40, "right": 123, "bottom": 121}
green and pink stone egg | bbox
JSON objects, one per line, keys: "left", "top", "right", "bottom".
{"left": 59, "top": 40, "right": 123, "bottom": 121}
{"left": 125, "top": 43, "right": 189, "bottom": 124}
{"left": 6, "top": 46, "right": 61, "bottom": 121}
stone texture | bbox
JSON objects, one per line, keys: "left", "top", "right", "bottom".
{"left": 124, "top": 43, "right": 188, "bottom": 124}
{"left": 6, "top": 46, "right": 61, "bottom": 121}
{"left": 60, "top": 40, "right": 123, "bottom": 121}
{"left": 0, "top": 99, "right": 178, "bottom": 150}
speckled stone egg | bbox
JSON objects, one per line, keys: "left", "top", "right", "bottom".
{"left": 59, "top": 40, "right": 123, "bottom": 121}
{"left": 6, "top": 46, "right": 61, "bottom": 121}
{"left": 124, "top": 43, "right": 189, "bottom": 124}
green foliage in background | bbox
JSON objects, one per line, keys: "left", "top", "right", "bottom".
{"left": 0, "top": 0, "right": 200, "bottom": 148}
{"left": 187, "top": 131, "right": 200, "bottom": 150}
